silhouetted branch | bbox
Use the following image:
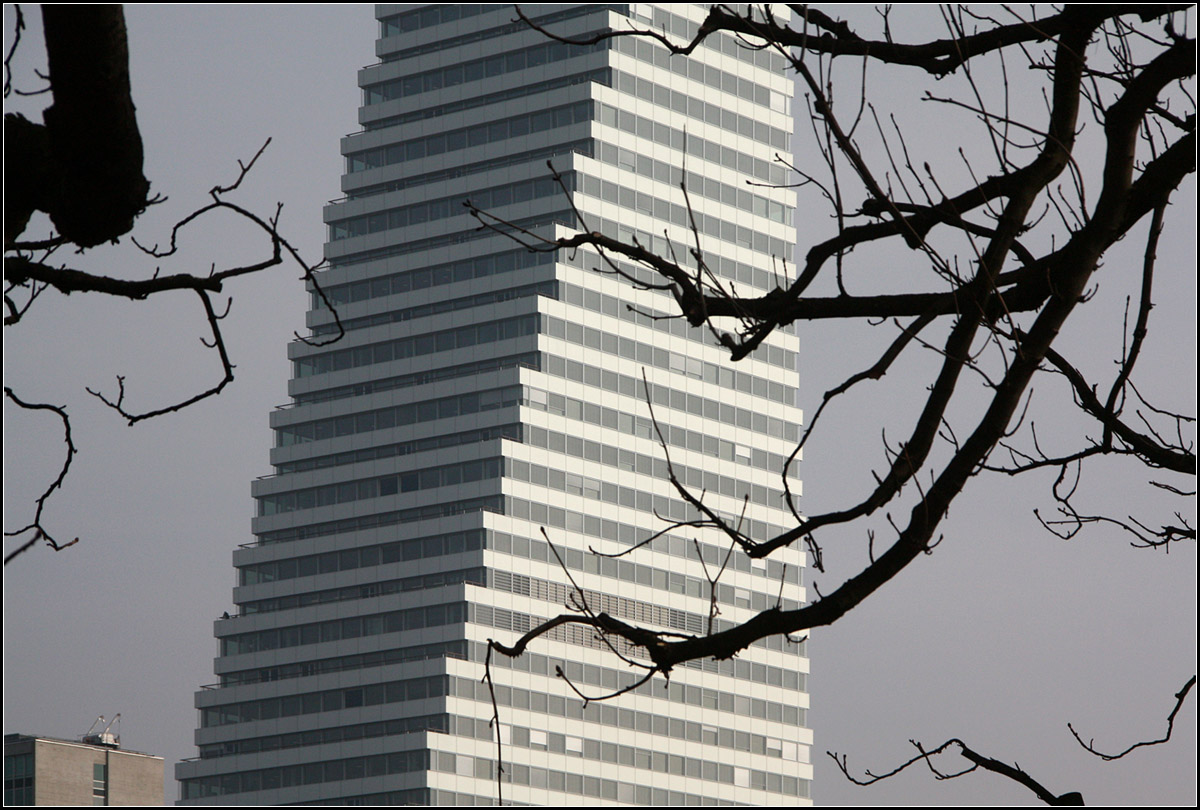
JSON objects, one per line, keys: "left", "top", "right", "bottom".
{"left": 85, "top": 288, "right": 235, "bottom": 424}
{"left": 481, "top": 7, "right": 1197, "bottom": 803}
{"left": 484, "top": 1, "right": 1197, "bottom": 674}
{"left": 4, "top": 387, "right": 80, "bottom": 564}
{"left": 1068, "top": 675, "right": 1197, "bottom": 760}
{"left": 481, "top": 642, "right": 505, "bottom": 807}
{"left": 830, "top": 738, "right": 1085, "bottom": 805}
{"left": 7, "top": 141, "right": 340, "bottom": 427}
{"left": 4, "top": 11, "right": 343, "bottom": 560}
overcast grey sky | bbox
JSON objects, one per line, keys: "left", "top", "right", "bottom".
{"left": 4, "top": 5, "right": 1195, "bottom": 805}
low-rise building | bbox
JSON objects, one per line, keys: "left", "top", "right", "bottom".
{"left": 4, "top": 732, "right": 163, "bottom": 806}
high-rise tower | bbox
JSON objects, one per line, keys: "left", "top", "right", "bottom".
{"left": 178, "top": 4, "right": 809, "bottom": 804}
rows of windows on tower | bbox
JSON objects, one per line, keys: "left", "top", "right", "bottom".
{"left": 177, "top": 5, "right": 809, "bottom": 805}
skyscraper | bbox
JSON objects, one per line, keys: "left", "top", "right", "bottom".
{"left": 177, "top": 4, "right": 809, "bottom": 804}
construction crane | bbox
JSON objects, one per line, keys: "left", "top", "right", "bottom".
{"left": 82, "top": 713, "right": 121, "bottom": 748}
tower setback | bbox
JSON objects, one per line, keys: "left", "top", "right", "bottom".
{"left": 177, "top": 5, "right": 809, "bottom": 804}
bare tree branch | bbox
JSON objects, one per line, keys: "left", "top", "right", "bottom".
{"left": 485, "top": 0, "right": 1195, "bottom": 706}
{"left": 3, "top": 387, "right": 80, "bottom": 564}
{"left": 1069, "top": 675, "right": 1197, "bottom": 760}
{"left": 4, "top": 8, "right": 343, "bottom": 558}
{"left": 830, "top": 738, "right": 1085, "bottom": 805}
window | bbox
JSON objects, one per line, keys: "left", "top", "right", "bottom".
{"left": 92, "top": 763, "right": 107, "bottom": 805}
{"left": 4, "top": 753, "right": 33, "bottom": 806}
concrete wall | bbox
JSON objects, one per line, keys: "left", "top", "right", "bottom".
{"left": 32, "top": 740, "right": 96, "bottom": 806}
{"left": 108, "top": 747, "right": 165, "bottom": 806}
{"left": 4, "top": 736, "right": 163, "bottom": 806}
